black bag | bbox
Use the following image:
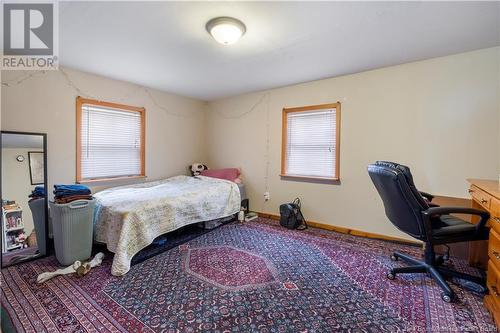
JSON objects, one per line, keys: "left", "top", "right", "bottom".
{"left": 279, "top": 198, "right": 307, "bottom": 230}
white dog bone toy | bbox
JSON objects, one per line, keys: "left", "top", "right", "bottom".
{"left": 89, "top": 252, "right": 104, "bottom": 266}
{"left": 37, "top": 252, "right": 105, "bottom": 284}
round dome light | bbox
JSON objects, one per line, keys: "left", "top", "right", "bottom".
{"left": 206, "top": 17, "right": 246, "bottom": 45}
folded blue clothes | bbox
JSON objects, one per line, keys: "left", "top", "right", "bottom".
{"left": 53, "top": 184, "right": 91, "bottom": 197}
{"left": 54, "top": 192, "right": 91, "bottom": 198}
{"left": 29, "top": 186, "right": 46, "bottom": 198}
{"left": 54, "top": 184, "right": 91, "bottom": 192}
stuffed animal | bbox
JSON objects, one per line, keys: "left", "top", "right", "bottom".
{"left": 189, "top": 163, "right": 208, "bottom": 176}
{"left": 15, "top": 232, "right": 27, "bottom": 248}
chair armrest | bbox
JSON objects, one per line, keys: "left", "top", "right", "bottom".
{"left": 419, "top": 191, "right": 434, "bottom": 202}
{"left": 422, "top": 206, "right": 490, "bottom": 233}
{"left": 424, "top": 206, "right": 489, "bottom": 217}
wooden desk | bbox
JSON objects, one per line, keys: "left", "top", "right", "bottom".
{"left": 467, "top": 179, "right": 500, "bottom": 328}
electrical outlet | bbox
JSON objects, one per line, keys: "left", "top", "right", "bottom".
{"left": 264, "top": 192, "right": 270, "bottom": 201}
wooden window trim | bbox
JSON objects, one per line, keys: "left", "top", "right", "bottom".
{"left": 76, "top": 96, "right": 146, "bottom": 184}
{"left": 280, "top": 102, "right": 341, "bottom": 182}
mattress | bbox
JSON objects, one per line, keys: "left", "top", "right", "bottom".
{"left": 93, "top": 175, "right": 241, "bottom": 276}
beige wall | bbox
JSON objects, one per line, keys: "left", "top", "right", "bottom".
{"left": 1, "top": 67, "right": 207, "bottom": 195}
{"left": 1, "top": 148, "right": 41, "bottom": 235}
{"left": 2, "top": 48, "right": 498, "bottom": 241}
{"left": 206, "top": 47, "right": 500, "bottom": 240}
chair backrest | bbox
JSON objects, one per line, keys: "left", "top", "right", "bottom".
{"left": 375, "top": 161, "right": 429, "bottom": 209}
{"left": 367, "top": 163, "right": 428, "bottom": 240}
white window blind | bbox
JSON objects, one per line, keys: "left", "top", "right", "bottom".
{"left": 80, "top": 104, "right": 143, "bottom": 180}
{"left": 285, "top": 108, "right": 337, "bottom": 178}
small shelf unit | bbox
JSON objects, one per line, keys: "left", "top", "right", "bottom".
{"left": 2, "top": 206, "right": 25, "bottom": 253}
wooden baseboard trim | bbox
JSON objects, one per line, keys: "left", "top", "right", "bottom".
{"left": 257, "top": 212, "right": 422, "bottom": 247}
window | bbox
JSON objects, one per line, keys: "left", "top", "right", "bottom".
{"left": 281, "top": 103, "right": 340, "bottom": 181}
{"left": 76, "top": 97, "right": 145, "bottom": 183}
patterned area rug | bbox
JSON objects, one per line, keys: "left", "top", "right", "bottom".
{"left": 1, "top": 218, "right": 496, "bottom": 332}
{"left": 129, "top": 223, "right": 216, "bottom": 266}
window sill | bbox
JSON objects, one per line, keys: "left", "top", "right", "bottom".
{"left": 280, "top": 174, "right": 340, "bottom": 184}
{"left": 77, "top": 175, "right": 146, "bottom": 184}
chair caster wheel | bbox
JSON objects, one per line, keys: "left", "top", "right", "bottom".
{"left": 390, "top": 254, "right": 398, "bottom": 261}
{"left": 386, "top": 272, "right": 396, "bottom": 280}
{"left": 441, "top": 293, "right": 453, "bottom": 303}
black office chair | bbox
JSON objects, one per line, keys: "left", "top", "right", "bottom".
{"left": 374, "top": 161, "right": 438, "bottom": 207}
{"left": 368, "top": 162, "right": 490, "bottom": 302}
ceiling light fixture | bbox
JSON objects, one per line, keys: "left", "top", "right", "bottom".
{"left": 206, "top": 17, "right": 246, "bottom": 45}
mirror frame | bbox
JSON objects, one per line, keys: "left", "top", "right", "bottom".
{"left": 0, "top": 130, "right": 49, "bottom": 267}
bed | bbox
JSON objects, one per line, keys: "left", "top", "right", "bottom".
{"left": 93, "top": 175, "right": 241, "bottom": 276}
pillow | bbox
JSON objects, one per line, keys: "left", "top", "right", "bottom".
{"left": 200, "top": 168, "right": 241, "bottom": 183}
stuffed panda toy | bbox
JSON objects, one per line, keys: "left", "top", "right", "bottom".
{"left": 190, "top": 163, "right": 208, "bottom": 176}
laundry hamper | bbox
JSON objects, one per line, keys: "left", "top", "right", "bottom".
{"left": 28, "top": 198, "right": 47, "bottom": 255}
{"left": 50, "top": 199, "right": 95, "bottom": 266}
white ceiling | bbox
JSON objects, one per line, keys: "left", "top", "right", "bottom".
{"left": 60, "top": 1, "right": 500, "bottom": 101}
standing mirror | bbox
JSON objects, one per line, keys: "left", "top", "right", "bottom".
{"left": 1, "top": 131, "right": 48, "bottom": 267}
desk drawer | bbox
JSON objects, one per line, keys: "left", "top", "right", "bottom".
{"left": 490, "top": 230, "right": 500, "bottom": 270}
{"left": 488, "top": 260, "right": 500, "bottom": 310}
{"left": 491, "top": 199, "right": 500, "bottom": 234}
{"left": 469, "top": 185, "right": 491, "bottom": 210}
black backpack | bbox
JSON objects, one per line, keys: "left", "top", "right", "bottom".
{"left": 279, "top": 198, "right": 307, "bottom": 230}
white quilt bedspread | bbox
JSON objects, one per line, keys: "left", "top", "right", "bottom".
{"left": 93, "top": 175, "right": 241, "bottom": 276}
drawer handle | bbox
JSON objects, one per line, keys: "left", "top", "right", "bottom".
{"left": 468, "top": 189, "right": 474, "bottom": 193}
{"left": 492, "top": 285, "right": 499, "bottom": 297}
{"left": 481, "top": 199, "right": 488, "bottom": 204}
{"left": 493, "top": 251, "right": 500, "bottom": 260}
